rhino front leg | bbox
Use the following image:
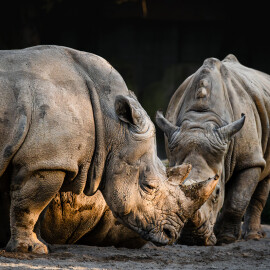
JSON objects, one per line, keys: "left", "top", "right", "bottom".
{"left": 242, "top": 176, "right": 270, "bottom": 240}
{"left": 6, "top": 170, "right": 65, "bottom": 254}
{"left": 214, "top": 167, "right": 261, "bottom": 244}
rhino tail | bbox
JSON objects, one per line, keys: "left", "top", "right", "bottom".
{"left": 0, "top": 112, "right": 30, "bottom": 177}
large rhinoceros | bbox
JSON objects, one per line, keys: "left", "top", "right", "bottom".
{"left": 0, "top": 189, "right": 145, "bottom": 249}
{"left": 0, "top": 45, "right": 218, "bottom": 253}
{"left": 41, "top": 191, "right": 146, "bottom": 248}
{"left": 156, "top": 55, "right": 270, "bottom": 245}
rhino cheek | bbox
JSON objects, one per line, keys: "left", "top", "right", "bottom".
{"left": 102, "top": 171, "right": 138, "bottom": 218}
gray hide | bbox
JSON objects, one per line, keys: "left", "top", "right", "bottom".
{"left": 156, "top": 55, "right": 270, "bottom": 245}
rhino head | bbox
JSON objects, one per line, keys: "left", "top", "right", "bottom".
{"left": 156, "top": 57, "right": 245, "bottom": 245}
{"left": 88, "top": 93, "right": 219, "bottom": 245}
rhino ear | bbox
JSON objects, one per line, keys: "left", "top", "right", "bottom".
{"left": 180, "top": 175, "right": 219, "bottom": 217}
{"left": 223, "top": 54, "right": 239, "bottom": 63}
{"left": 216, "top": 114, "right": 245, "bottom": 144}
{"left": 115, "top": 95, "right": 142, "bottom": 127}
{"left": 155, "top": 111, "right": 178, "bottom": 138}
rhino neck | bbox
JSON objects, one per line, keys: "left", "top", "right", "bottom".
{"left": 84, "top": 82, "right": 131, "bottom": 196}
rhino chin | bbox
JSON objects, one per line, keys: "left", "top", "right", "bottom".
{"left": 179, "top": 219, "right": 216, "bottom": 246}
{"left": 147, "top": 226, "right": 178, "bottom": 246}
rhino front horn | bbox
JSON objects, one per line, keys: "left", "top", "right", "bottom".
{"left": 180, "top": 175, "right": 219, "bottom": 215}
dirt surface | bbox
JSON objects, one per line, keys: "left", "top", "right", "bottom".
{"left": 0, "top": 225, "right": 269, "bottom": 270}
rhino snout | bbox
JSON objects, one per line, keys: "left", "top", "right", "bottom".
{"left": 205, "top": 233, "right": 217, "bottom": 246}
{"left": 148, "top": 225, "right": 179, "bottom": 246}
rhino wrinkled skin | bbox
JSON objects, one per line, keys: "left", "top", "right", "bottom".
{"left": 156, "top": 55, "right": 270, "bottom": 245}
{"left": 41, "top": 191, "right": 146, "bottom": 248}
{"left": 0, "top": 45, "right": 217, "bottom": 253}
{"left": 0, "top": 189, "right": 145, "bottom": 248}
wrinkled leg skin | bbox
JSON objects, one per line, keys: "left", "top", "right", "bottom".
{"left": 214, "top": 168, "right": 261, "bottom": 245}
{"left": 242, "top": 176, "right": 270, "bottom": 240}
{"left": 6, "top": 170, "right": 65, "bottom": 254}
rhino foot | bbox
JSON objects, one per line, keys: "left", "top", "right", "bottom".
{"left": 215, "top": 224, "right": 241, "bottom": 245}
{"left": 242, "top": 229, "right": 266, "bottom": 241}
{"left": 6, "top": 237, "right": 48, "bottom": 254}
{"left": 216, "top": 233, "right": 238, "bottom": 245}
{"left": 215, "top": 216, "right": 242, "bottom": 245}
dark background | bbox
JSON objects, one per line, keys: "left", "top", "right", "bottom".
{"left": 0, "top": 0, "right": 269, "bottom": 223}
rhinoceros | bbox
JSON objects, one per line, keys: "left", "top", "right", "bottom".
{"left": 0, "top": 189, "right": 145, "bottom": 248}
{"left": 0, "top": 45, "right": 218, "bottom": 253}
{"left": 156, "top": 55, "right": 270, "bottom": 245}
{"left": 41, "top": 191, "right": 146, "bottom": 248}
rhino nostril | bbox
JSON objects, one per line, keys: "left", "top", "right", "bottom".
{"left": 163, "top": 228, "right": 173, "bottom": 239}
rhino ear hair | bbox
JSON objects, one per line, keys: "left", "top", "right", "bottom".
{"left": 216, "top": 114, "right": 245, "bottom": 143}
{"left": 155, "top": 110, "right": 178, "bottom": 138}
{"left": 115, "top": 95, "right": 141, "bottom": 126}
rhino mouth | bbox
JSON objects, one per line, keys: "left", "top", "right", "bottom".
{"left": 179, "top": 219, "right": 216, "bottom": 246}
{"left": 126, "top": 220, "right": 179, "bottom": 246}
{"left": 114, "top": 211, "right": 181, "bottom": 245}
{"left": 149, "top": 225, "right": 179, "bottom": 246}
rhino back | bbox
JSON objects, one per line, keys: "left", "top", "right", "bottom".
{"left": 0, "top": 45, "right": 128, "bottom": 191}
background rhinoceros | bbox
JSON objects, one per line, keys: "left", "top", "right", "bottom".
{"left": 0, "top": 45, "right": 217, "bottom": 253}
{"left": 41, "top": 191, "right": 146, "bottom": 248}
{"left": 156, "top": 54, "right": 270, "bottom": 245}
{"left": 0, "top": 189, "right": 146, "bottom": 249}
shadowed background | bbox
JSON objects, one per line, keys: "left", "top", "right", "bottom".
{"left": 0, "top": 0, "right": 269, "bottom": 223}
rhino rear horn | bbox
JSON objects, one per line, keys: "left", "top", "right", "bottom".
{"left": 155, "top": 111, "right": 178, "bottom": 138}
{"left": 180, "top": 175, "right": 219, "bottom": 216}
{"left": 167, "top": 163, "right": 192, "bottom": 185}
{"left": 216, "top": 114, "right": 245, "bottom": 144}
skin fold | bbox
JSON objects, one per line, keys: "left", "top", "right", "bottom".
{"left": 156, "top": 54, "right": 270, "bottom": 245}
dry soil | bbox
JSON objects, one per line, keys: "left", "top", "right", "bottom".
{"left": 0, "top": 225, "right": 269, "bottom": 269}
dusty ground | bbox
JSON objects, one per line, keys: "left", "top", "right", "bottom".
{"left": 0, "top": 225, "right": 269, "bottom": 270}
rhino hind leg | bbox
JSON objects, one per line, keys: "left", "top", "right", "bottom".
{"left": 6, "top": 170, "right": 65, "bottom": 254}
{"left": 215, "top": 167, "right": 261, "bottom": 245}
{"left": 242, "top": 176, "right": 270, "bottom": 240}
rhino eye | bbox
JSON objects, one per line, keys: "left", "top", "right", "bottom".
{"left": 212, "top": 186, "right": 220, "bottom": 203}
{"left": 145, "top": 183, "right": 155, "bottom": 190}
{"left": 141, "top": 182, "right": 156, "bottom": 195}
